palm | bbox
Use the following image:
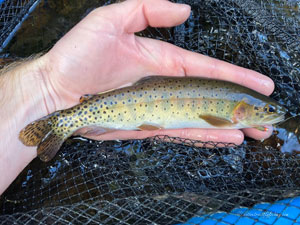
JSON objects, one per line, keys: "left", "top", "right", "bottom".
{"left": 45, "top": 0, "right": 275, "bottom": 143}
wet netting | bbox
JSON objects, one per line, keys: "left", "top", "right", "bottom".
{"left": 0, "top": 0, "right": 40, "bottom": 52}
{"left": 0, "top": 0, "right": 300, "bottom": 224}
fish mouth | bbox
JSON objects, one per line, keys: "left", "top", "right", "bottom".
{"left": 261, "top": 113, "right": 286, "bottom": 126}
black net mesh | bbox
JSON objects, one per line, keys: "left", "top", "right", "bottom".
{"left": 0, "top": 0, "right": 300, "bottom": 224}
{"left": 0, "top": 0, "right": 40, "bottom": 53}
{"left": 1, "top": 137, "right": 299, "bottom": 224}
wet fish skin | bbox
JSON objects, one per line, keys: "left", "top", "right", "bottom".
{"left": 19, "top": 76, "right": 286, "bottom": 162}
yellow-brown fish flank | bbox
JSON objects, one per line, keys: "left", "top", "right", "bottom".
{"left": 19, "top": 76, "right": 286, "bottom": 162}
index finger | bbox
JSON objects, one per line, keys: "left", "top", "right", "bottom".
{"left": 179, "top": 47, "right": 275, "bottom": 96}
{"left": 138, "top": 37, "right": 275, "bottom": 96}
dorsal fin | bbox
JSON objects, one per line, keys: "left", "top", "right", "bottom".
{"left": 133, "top": 76, "right": 166, "bottom": 86}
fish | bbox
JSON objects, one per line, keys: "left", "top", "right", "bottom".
{"left": 19, "top": 76, "right": 286, "bottom": 162}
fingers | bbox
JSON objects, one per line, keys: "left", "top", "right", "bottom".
{"left": 242, "top": 126, "right": 273, "bottom": 140}
{"left": 93, "top": 0, "right": 191, "bottom": 33}
{"left": 82, "top": 128, "right": 244, "bottom": 145}
{"left": 136, "top": 37, "right": 275, "bottom": 96}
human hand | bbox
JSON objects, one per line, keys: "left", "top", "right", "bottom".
{"left": 0, "top": 0, "right": 276, "bottom": 195}
{"left": 42, "top": 0, "right": 275, "bottom": 144}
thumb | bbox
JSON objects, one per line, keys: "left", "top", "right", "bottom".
{"left": 93, "top": 0, "right": 191, "bottom": 33}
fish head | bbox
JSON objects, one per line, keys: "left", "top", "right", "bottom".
{"left": 233, "top": 98, "right": 287, "bottom": 127}
{"left": 253, "top": 101, "right": 287, "bottom": 126}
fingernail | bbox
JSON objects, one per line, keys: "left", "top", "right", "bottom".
{"left": 260, "top": 76, "right": 275, "bottom": 95}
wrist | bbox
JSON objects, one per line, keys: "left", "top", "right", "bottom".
{"left": 0, "top": 55, "right": 56, "bottom": 195}
{"left": 2, "top": 56, "right": 53, "bottom": 122}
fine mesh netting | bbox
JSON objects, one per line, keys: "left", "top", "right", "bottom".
{"left": 0, "top": 0, "right": 300, "bottom": 224}
{"left": 0, "top": 0, "right": 40, "bottom": 52}
{"left": 1, "top": 137, "right": 299, "bottom": 224}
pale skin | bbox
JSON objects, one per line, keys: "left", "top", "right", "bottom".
{"left": 0, "top": 0, "right": 274, "bottom": 195}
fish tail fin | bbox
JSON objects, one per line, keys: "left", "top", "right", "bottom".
{"left": 19, "top": 115, "right": 65, "bottom": 162}
{"left": 19, "top": 116, "right": 53, "bottom": 146}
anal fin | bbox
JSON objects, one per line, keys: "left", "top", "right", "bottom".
{"left": 74, "top": 126, "right": 114, "bottom": 136}
{"left": 37, "top": 132, "right": 65, "bottom": 162}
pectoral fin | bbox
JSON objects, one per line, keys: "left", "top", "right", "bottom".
{"left": 199, "top": 115, "right": 235, "bottom": 127}
{"left": 137, "top": 124, "right": 163, "bottom": 131}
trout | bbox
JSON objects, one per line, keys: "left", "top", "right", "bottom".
{"left": 19, "top": 76, "right": 286, "bottom": 162}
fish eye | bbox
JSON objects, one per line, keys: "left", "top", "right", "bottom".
{"left": 264, "top": 105, "right": 276, "bottom": 113}
{"left": 268, "top": 105, "right": 276, "bottom": 113}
